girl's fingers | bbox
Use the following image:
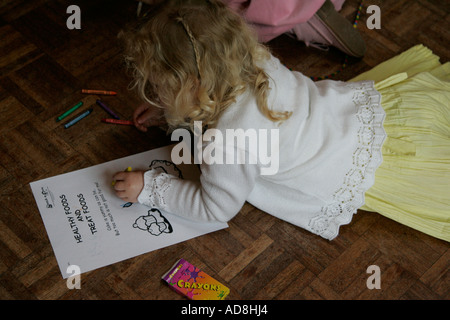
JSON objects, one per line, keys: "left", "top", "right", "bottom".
{"left": 134, "top": 121, "right": 148, "bottom": 132}
{"left": 113, "top": 180, "right": 125, "bottom": 191}
{"left": 113, "top": 171, "right": 127, "bottom": 182}
{"left": 112, "top": 171, "right": 144, "bottom": 203}
{"left": 115, "top": 191, "right": 129, "bottom": 201}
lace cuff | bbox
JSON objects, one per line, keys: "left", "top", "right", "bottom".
{"left": 137, "top": 169, "right": 174, "bottom": 210}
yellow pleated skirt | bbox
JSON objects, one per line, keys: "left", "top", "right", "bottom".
{"left": 351, "top": 44, "right": 450, "bottom": 242}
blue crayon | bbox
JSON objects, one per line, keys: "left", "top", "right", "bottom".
{"left": 64, "top": 108, "right": 93, "bottom": 129}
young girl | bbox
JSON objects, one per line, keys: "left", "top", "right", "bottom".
{"left": 114, "top": 0, "right": 449, "bottom": 241}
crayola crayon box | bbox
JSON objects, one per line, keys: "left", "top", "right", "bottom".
{"left": 162, "top": 258, "right": 229, "bottom": 300}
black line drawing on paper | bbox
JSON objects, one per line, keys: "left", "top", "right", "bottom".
{"left": 149, "top": 159, "right": 184, "bottom": 179}
{"left": 133, "top": 208, "right": 173, "bottom": 236}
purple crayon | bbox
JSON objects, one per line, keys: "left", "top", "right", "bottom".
{"left": 96, "top": 99, "right": 120, "bottom": 119}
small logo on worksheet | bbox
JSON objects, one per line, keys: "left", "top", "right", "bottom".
{"left": 41, "top": 187, "right": 55, "bottom": 208}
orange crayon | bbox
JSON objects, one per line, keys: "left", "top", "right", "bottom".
{"left": 82, "top": 89, "right": 117, "bottom": 96}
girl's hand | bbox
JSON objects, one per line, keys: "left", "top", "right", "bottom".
{"left": 133, "top": 102, "right": 166, "bottom": 132}
{"left": 113, "top": 171, "right": 145, "bottom": 203}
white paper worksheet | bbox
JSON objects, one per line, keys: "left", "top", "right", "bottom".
{"left": 30, "top": 145, "right": 228, "bottom": 278}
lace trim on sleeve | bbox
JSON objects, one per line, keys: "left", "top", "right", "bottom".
{"left": 308, "top": 81, "right": 386, "bottom": 240}
{"left": 137, "top": 169, "right": 173, "bottom": 210}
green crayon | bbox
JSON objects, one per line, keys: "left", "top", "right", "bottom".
{"left": 57, "top": 101, "right": 83, "bottom": 122}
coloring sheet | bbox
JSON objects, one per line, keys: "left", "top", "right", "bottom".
{"left": 30, "top": 145, "right": 228, "bottom": 278}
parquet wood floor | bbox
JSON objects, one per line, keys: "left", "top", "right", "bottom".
{"left": 0, "top": 0, "right": 448, "bottom": 300}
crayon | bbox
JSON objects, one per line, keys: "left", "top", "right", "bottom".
{"left": 82, "top": 89, "right": 117, "bottom": 96}
{"left": 101, "top": 118, "right": 134, "bottom": 126}
{"left": 64, "top": 108, "right": 93, "bottom": 129}
{"left": 57, "top": 101, "right": 83, "bottom": 122}
{"left": 96, "top": 99, "right": 120, "bottom": 119}
{"left": 112, "top": 167, "right": 132, "bottom": 186}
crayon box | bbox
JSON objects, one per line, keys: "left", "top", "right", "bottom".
{"left": 162, "top": 258, "right": 229, "bottom": 300}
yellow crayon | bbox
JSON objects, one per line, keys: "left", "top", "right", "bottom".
{"left": 112, "top": 167, "right": 132, "bottom": 186}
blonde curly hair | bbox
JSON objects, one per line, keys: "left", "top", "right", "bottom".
{"left": 120, "top": 0, "right": 291, "bottom": 131}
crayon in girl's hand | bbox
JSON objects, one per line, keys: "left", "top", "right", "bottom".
{"left": 111, "top": 167, "right": 132, "bottom": 186}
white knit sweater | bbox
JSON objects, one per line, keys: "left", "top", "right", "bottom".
{"left": 138, "top": 55, "right": 386, "bottom": 240}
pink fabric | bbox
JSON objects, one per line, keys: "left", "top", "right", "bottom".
{"left": 222, "top": 0, "right": 346, "bottom": 42}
